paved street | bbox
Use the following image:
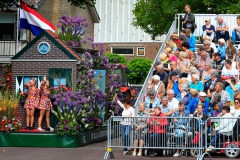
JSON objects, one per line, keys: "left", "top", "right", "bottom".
{"left": 0, "top": 140, "right": 234, "bottom": 160}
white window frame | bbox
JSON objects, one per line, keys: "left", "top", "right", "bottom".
{"left": 137, "top": 47, "right": 145, "bottom": 56}
{"left": 111, "top": 47, "right": 134, "bottom": 56}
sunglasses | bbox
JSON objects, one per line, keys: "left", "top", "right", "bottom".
{"left": 149, "top": 94, "right": 154, "bottom": 96}
{"left": 205, "top": 21, "right": 208, "bottom": 22}
{"left": 234, "top": 101, "right": 239, "bottom": 104}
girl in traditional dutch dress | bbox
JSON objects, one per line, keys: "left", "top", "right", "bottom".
{"left": 24, "top": 78, "right": 40, "bottom": 130}
{"left": 37, "top": 76, "right": 53, "bottom": 131}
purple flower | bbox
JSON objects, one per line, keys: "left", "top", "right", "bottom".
{"left": 70, "top": 93, "right": 75, "bottom": 98}
{"left": 56, "top": 98, "right": 60, "bottom": 102}
{"left": 8, "top": 124, "right": 12, "bottom": 129}
{"left": 53, "top": 101, "right": 58, "bottom": 106}
{"left": 99, "top": 61, "right": 104, "bottom": 66}
{"left": 62, "top": 97, "right": 67, "bottom": 102}
{"left": 52, "top": 95, "right": 57, "bottom": 99}
{"left": 113, "top": 58, "right": 117, "bottom": 63}
{"left": 64, "top": 125, "right": 69, "bottom": 129}
{"left": 82, "top": 39, "right": 87, "bottom": 43}
{"left": 66, "top": 101, "right": 71, "bottom": 105}
{"left": 88, "top": 73, "right": 93, "bottom": 78}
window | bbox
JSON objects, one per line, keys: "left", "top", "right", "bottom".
{"left": 0, "top": 14, "right": 26, "bottom": 40}
{"left": 48, "top": 68, "right": 72, "bottom": 88}
{"left": 23, "top": 76, "right": 38, "bottom": 92}
{"left": 111, "top": 47, "right": 134, "bottom": 55}
{"left": 53, "top": 78, "right": 66, "bottom": 87}
{"left": 0, "top": 14, "right": 14, "bottom": 40}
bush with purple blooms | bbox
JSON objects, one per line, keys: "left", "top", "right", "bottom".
{"left": 52, "top": 18, "right": 134, "bottom": 135}
{"left": 57, "top": 14, "right": 89, "bottom": 47}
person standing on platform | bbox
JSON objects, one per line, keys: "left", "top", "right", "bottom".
{"left": 24, "top": 78, "right": 40, "bottom": 130}
{"left": 37, "top": 76, "right": 53, "bottom": 131}
{"left": 181, "top": 4, "right": 197, "bottom": 34}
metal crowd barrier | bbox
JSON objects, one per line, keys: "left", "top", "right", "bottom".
{"left": 104, "top": 116, "right": 206, "bottom": 160}
{"left": 203, "top": 117, "right": 240, "bottom": 159}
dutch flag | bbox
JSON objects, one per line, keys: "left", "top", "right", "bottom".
{"left": 20, "top": 2, "right": 55, "bottom": 36}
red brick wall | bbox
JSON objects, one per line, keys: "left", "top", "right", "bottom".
{"left": 36, "top": 0, "right": 94, "bottom": 41}
{"left": 103, "top": 42, "right": 162, "bottom": 61}
{"left": 11, "top": 35, "right": 77, "bottom": 129}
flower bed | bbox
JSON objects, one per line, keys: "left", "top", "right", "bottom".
{"left": 0, "top": 90, "right": 22, "bottom": 133}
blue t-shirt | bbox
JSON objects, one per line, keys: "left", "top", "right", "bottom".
{"left": 189, "top": 81, "right": 204, "bottom": 92}
{"left": 226, "top": 85, "right": 240, "bottom": 101}
{"left": 172, "top": 81, "right": 180, "bottom": 95}
{"left": 217, "top": 45, "right": 227, "bottom": 59}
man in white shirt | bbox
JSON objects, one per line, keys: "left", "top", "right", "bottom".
{"left": 167, "top": 89, "right": 179, "bottom": 112}
{"left": 215, "top": 16, "right": 229, "bottom": 42}
{"left": 208, "top": 106, "right": 234, "bottom": 150}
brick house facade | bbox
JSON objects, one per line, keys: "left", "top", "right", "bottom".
{"left": 27, "top": 0, "right": 100, "bottom": 41}
{"left": 103, "top": 42, "right": 162, "bottom": 61}
{"left": 11, "top": 30, "right": 81, "bottom": 129}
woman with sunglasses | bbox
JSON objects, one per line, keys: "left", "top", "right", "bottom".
{"left": 145, "top": 89, "right": 160, "bottom": 113}
{"left": 203, "top": 40, "right": 215, "bottom": 60}
{"left": 202, "top": 18, "right": 215, "bottom": 41}
{"left": 231, "top": 98, "right": 240, "bottom": 117}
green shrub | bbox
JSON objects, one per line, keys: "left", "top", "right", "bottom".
{"left": 106, "top": 52, "right": 127, "bottom": 65}
{"left": 127, "top": 58, "right": 153, "bottom": 84}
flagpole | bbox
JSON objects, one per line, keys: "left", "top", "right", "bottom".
{"left": 16, "top": 8, "right": 19, "bottom": 55}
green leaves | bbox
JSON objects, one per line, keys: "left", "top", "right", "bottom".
{"left": 132, "top": 0, "right": 240, "bottom": 38}
{"left": 106, "top": 53, "right": 127, "bottom": 65}
{"left": 126, "top": 58, "right": 153, "bottom": 84}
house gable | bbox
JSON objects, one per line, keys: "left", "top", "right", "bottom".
{"left": 11, "top": 30, "right": 81, "bottom": 61}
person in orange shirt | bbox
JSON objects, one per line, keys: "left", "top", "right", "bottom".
{"left": 146, "top": 106, "right": 168, "bottom": 157}
{"left": 24, "top": 78, "right": 40, "bottom": 130}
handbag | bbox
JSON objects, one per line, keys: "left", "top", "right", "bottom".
{"left": 221, "top": 76, "right": 231, "bottom": 81}
{"left": 186, "top": 23, "right": 192, "bottom": 28}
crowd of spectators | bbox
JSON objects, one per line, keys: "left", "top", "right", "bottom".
{"left": 115, "top": 4, "right": 240, "bottom": 158}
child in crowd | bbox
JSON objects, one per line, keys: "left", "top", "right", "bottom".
{"left": 209, "top": 102, "right": 221, "bottom": 117}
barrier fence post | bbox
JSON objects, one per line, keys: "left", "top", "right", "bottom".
{"left": 104, "top": 117, "right": 114, "bottom": 159}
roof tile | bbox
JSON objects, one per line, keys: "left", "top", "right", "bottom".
{"left": 46, "top": 30, "right": 81, "bottom": 61}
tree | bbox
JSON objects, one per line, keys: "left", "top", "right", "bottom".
{"left": 0, "top": 0, "right": 96, "bottom": 10}
{"left": 126, "top": 58, "right": 153, "bottom": 84}
{"left": 202, "top": 0, "right": 240, "bottom": 14}
{"left": 132, "top": 0, "right": 239, "bottom": 39}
